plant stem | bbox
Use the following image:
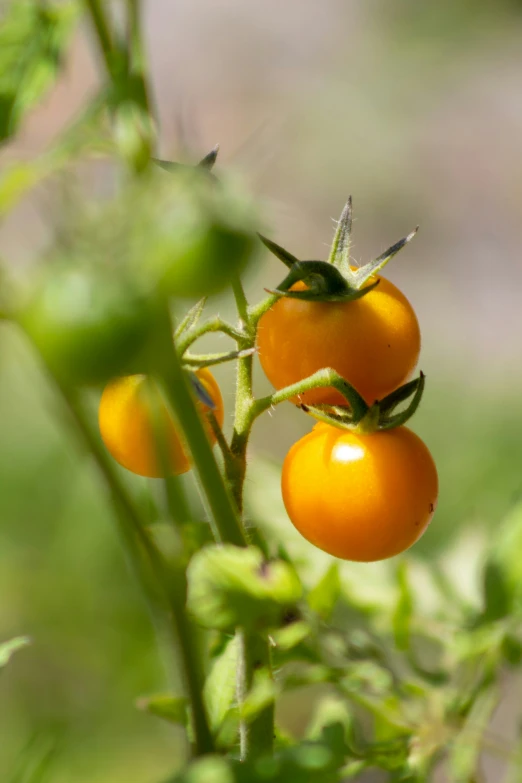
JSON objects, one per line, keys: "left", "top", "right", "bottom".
{"left": 84, "top": 0, "right": 116, "bottom": 76}
{"left": 45, "top": 373, "right": 214, "bottom": 757}
{"left": 252, "top": 368, "right": 369, "bottom": 422}
{"left": 177, "top": 316, "right": 245, "bottom": 355}
{"left": 249, "top": 293, "right": 279, "bottom": 327}
{"left": 237, "top": 631, "right": 275, "bottom": 761}
{"left": 125, "top": 0, "right": 153, "bottom": 116}
{"left": 157, "top": 321, "right": 247, "bottom": 548}
{"left": 232, "top": 277, "right": 250, "bottom": 330}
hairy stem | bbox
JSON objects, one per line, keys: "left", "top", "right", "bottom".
{"left": 177, "top": 316, "right": 245, "bottom": 355}
{"left": 237, "top": 631, "right": 275, "bottom": 761}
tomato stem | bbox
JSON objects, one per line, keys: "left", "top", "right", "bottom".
{"left": 157, "top": 316, "right": 247, "bottom": 548}
{"left": 251, "top": 368, "right": 369, "bottom": 423}
{"left": 39, "top": 365, "right": 214, "bottom": 758}
{"left": 176, "top": 315, "right": 245, "bottom": 355}
{"left": 183, "top": 347, "right": 255, "bottom": 369}
{"left": 237, "top": 630, "right": 275, "bottom": 761}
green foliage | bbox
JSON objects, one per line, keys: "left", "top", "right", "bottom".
{"left": 187, "top": 545, "right": 302, "bottom": 632}
{"left": 308, "top": 564, "right": 341, "bottom": 621}
{"left": 0, "top": 0, "right": 79, "bottom": 143}
{"left": 136, "top": 694, "right": 188, "bottom": 727}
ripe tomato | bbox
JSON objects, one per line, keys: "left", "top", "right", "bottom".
{"left": 98, "top": 368, "right": 224, "bottom": 478}
{"left": 281, "top": 423, "right": 437, "bottom": 561}
{"left": 257, "top": 277, "right": 420, "bottom": 405}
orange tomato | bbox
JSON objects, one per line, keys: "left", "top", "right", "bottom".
{"left": 281, "top": 423, "right": 437, "bottom": 562}
{"left": 257, "top": 277, "right": 420, "bottom": 405}
{"left": 98, "top": 368, "right": 224, "bottom": 477}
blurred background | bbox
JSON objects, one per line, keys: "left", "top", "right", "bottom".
{"left": 1, "top": 0, "right": 522, "bottom": 780}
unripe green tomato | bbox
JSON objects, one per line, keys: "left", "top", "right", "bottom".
{"left": 142, "top": 172, "right": 258, "bottom": 299}
{"left": 159, "top": 217, "right": 256, "bottom": 299}
{"left": 21, "top": 267, "right": 157, "bottom": 386}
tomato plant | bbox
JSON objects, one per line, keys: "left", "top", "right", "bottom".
{"left": 281, "top": 422, "right": 438, "bottom": 561}
{"left": 14, "top": 4, "right": 522, "bottom": 783}
{"left": 98, "top": 369, "right": 224, "bottom": 478}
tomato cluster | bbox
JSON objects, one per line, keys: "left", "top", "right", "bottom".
{"left": 91, "top": 179, "right": 437, "bottom": 564}
{"left": 256, "top": 213, "right": 438, "bottom": 562}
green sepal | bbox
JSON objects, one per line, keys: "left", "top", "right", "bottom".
{"left": 258, "top": 234, "right": 300, "bottom": 269}
{"left": 301, "top": 373, "right": 425, "bottom": 433}
{"left": 350, "top": 227, "right": 418, "bottom": 288}
{"left": 377, "top": 372, "right": 425, "bottom": 431}
{"left": 186, "top": 544, "right": 302, "bottom": 632}
{"left": 378, "top": 375, "right": 423, "bottom": 417}
{"left": 328, "top": 197, "right": 353, "bottom": 275}
{"left": 267, "top": 261, "right": 380, "bottom": 302}
{"left": 153, "top": 145, "right": 219, "bottom": 179}
{"left": 259, "top": 199, "right": 418, "bottom": 304}
{"left": 198, "top": 145, "right": 219, "bottom": 170}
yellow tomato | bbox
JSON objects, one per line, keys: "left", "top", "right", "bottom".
{"left": 281, "top": 423, "right": 438, "bottom": 562}
{"left": 98, "top": 368, "right": 224, "bottom": 477}
{"left": 257, "top": 277, "right": 420, "bottom": 405}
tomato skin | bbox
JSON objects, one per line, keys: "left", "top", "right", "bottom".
{"left": 98, "top": 368, "right": 224, "bottom": 478}
{"left": 257, "top": 276, "right": 420, "bottom": 405}
{"left": 281, "top": 423, "right": 438, "bottom": 562}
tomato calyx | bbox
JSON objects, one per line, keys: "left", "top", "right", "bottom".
{"left": 264, "top": 259, "right": 380, "bottom": 302}
{"left": 301, "top": 372, "right": 425, "bottom": 433}
{"left": 153, "top": 144, "right": 220, "bottom": 181}
{"left": 260, "top": 197, "right": 418, "bottom": 303}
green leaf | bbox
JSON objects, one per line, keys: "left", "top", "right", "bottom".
{"left": 481, "top": 560, "right": 512, "bottom": 623}
{"left": 308, "top": 564, "right": 341, "bottom": 621}
{"left": 305, "top": 695, "right": 352, "bottom": 746}
{"left": 167, "top": 755, "right": 235, "bottom": 783}
{"left": 203, "top": 636, "right": 238, "bottom": 733}
{"left": 0, "top": 635, "right": 30, "bottom": 670}
{"left": 136, "top": 694, "right": 188, "bottom": 726}
{"left": 271, "top": 620, "right": 311, "bottom": 652}
{"left": 0, "top": 1, "right": 79, "bottom": 144}
{"left": 392, "top": 562, "right": 413, "bottom": 651}
{"left": 187, "top": 545, "right": 302, "bottom": 632}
